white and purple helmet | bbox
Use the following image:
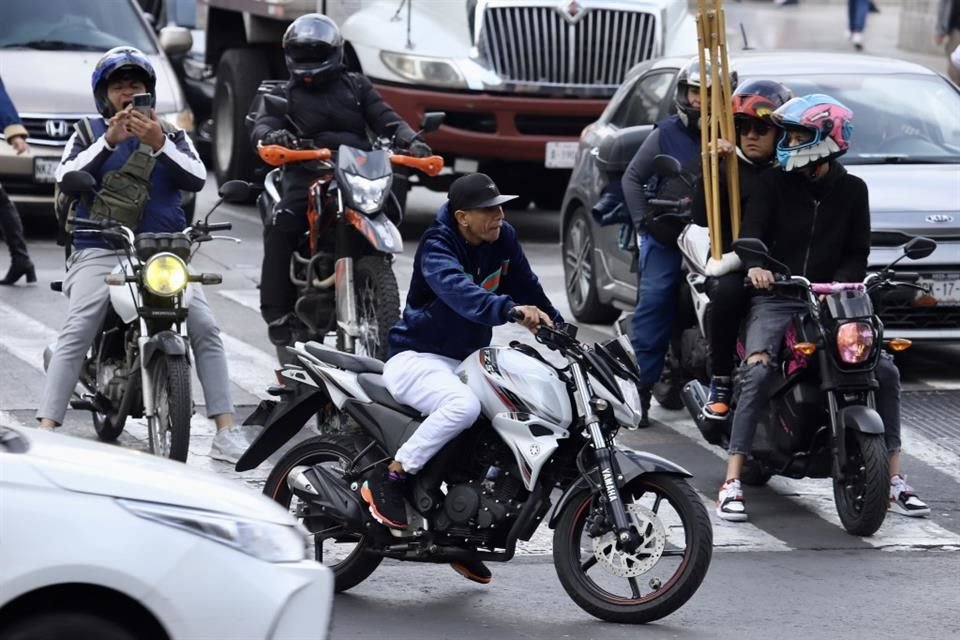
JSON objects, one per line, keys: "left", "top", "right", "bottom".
{"left": 771, "top": 94, "right": 853, "bottom": 171}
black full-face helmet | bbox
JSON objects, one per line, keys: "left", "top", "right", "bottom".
{"left": 283, "top": 14, "right": 345, "bottom": 85}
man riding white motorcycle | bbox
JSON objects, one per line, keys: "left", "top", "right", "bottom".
{"left": 37, "top": 47, "right": 252, "bottom": 462}
{"left": 362, "top": 173, "right": 562, "bottom": 583}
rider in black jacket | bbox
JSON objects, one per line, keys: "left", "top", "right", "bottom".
{"left": 250, "top": 14, "right": 430, "bottom": 346}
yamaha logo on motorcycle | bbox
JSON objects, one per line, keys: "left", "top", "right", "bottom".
{"left": 235, "top": 318, "right": 713, "bottom": 624}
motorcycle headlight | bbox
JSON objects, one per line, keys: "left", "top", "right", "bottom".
{"left": 380, "top": 51, "right": 467, "bottom": 88}
{"left": 836, "top": 321, "right": 875, "bottom": 364}
{"left": 118, "top": 499, "right": 310, "bottom": 563}
{"left": 143, "top": 252, "right": 189, "bottom": 297}
{"left": 344, "top": 173, "right": 391, "bottom": 214}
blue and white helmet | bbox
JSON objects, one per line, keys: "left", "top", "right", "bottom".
{"left": 91, "top": 47, "right": 157, "bottom": 117}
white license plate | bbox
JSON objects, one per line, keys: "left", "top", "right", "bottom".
{"left": 919, "top": 275, "right": 960, "bottom": 304}
{"left": 544, "top": 141, "right": 579, "bottom": 169}
{"left": 33, "top": 157, "right": 60, "bottom": 183}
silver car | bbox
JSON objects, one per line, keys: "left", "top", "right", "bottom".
{"left": 561, "top": 51, "right": 960, "bottom": 340}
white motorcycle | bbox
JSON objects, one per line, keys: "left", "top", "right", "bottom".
{"left": 236, "top": 311, "right": 713, "bottom": 624}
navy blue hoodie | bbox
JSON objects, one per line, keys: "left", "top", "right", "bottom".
{"left": 387, "top": 202, "right": 562, "bottom": 361}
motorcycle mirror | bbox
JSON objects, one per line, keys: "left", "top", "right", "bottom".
{"left": 59, "top": 171, "right": 96, "bottom": 196}
{"left": 218, "top": 180, "right": 253, "bottom": 204}
{"left": 903, "top": 236, "right": 936, "bottom": 260}
{"left": 419, "top": 111, "right": 445, "bottom": 134}
{"left": 653, "top": 154, "right": 682, "bottom": 178}
{"left": 732, "top": 237, "right": 769, "bottom": 260}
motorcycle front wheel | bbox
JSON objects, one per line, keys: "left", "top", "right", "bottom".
{"left": 148, "top": 355, "right": 192, "bottom": 462}
{"left": 833, "top": 430, "right": 889, "bottom": 536}
{"left": 553, "top": 473, "right": 712, "bottom": 624}
{"left": 264, "top": 436, "right": 383, "bottom": 592}
{"left": 336, "top": 255, "right": 399, "bottom": 361}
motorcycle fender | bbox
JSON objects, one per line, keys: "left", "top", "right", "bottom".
{"left": 347, "top": 211, "right": 403, "bottom": 254}
{"left": 142, "top": 331, "right": 188, "bottom": 369}
{"left": 547, "top": 448, "right": 693, "bottom": 528}
{"left": 108, "top": 263, "right": 139, "bottom": 324}
{"left": 839, "top": 405, "right": 884, "bottom": 435}
{"left": 234, "top": 385, "right": 330, "bottom": 472}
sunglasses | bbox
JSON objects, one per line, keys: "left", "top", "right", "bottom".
{"left": 735, "top": 119, "right": 773, "bottom": 136}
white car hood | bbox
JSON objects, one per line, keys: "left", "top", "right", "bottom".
{"left": 19, "top": 428, "right": 292, "bottom": 525}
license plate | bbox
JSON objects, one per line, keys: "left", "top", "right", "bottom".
{"left": 544, "top": 141, "right": 579, "bottom": 169}
{"left": 33, "top": 157, "right": 60, "bottom": 183}
{"left": 919, "top": 275, "right": 960, "bottom": 304}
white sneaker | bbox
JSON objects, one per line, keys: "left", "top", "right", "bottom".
{"left": 889, "top": 475, "right": 930, "bottom": 518}
{"left": 209, "top": 425, "right": 258, "bottom": 464}
{"left": 717, "top": 478, "right": 748, "bottom": 522}
{"left": 851, "top": 32, "right": 864, "bottom": 50}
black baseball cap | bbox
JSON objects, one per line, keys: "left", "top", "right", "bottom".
{"left": 448, "top": 173, "right": 517, "bottom": 213}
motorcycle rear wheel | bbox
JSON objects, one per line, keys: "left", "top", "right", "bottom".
{"left": 264, "top": 436, "right": 383, "bottom": 592}
{"left": 148, "top": 355, "right": 192, "bottom": 462}
{"left": 553, "top": 474, "right": 712, "bottom": 624}
{"left": 336, "top": 256, "right": 399, "bottom": 361}
{"left": 833, "top": 430, "right": 889, "bottom": 536}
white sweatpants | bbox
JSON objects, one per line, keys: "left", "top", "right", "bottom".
{"left": 382, "top": 350, "right": 482, "bottom": 474}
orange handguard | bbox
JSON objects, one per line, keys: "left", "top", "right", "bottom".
{"left": 257, "top": 144, "right": 332, "bottom": 166}
{"left": 389, "top": 154, "right": 445, "bottom": 177}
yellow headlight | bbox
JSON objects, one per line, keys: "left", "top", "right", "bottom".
{"left": 143, "top": 253, "right": 188, "bottom": 297}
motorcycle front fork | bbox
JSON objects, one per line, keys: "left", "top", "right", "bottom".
{"left": 335, "top": 256, "right": 358, "bottom": 351}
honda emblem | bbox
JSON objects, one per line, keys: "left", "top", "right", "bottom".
{"left": 925, "top": 214, "right": 954, "bottom": 224}
{"left": 44, "top": 120, "right": 70, "bottom": 139}
{"left": 558, "top": 0, "right": 585, "bottom": 24}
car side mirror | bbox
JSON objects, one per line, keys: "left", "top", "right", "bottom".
{"left": 159, "top": 26, "right": 192, "bottom": 57}
{"left": 59, "top": 171, "right": 97, "bottom": 196}
{"left": 653, "top": 154, "right": 683, "bottom": 178}
{"left": 218, "top": 180, "right": 253, "bottom": 203}
{"left": 420, "top": 112, "right": 445, "bottom": 134}
{"left": 732, "top": 237, "right": 769, "bottom": 261}
{"left": 903, "top": 236, "right": 936, "bottom": 260}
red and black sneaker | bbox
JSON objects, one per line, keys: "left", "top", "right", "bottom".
{"left": 450, "top": 558, "right": 492, "bottom": 584}
{"left": 360, "top": 469, "right": 409, "bottom": 530}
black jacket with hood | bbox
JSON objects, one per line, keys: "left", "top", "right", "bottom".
{"left": 692, "top": 150, "right": 773, "bottom": 253}
{"left": 740, "top": 162, "right": 871, "bottom": 283}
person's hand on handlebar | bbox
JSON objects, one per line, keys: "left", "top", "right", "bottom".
{"left": 407, "top": 139, "right": 432, "bottom": 158}
{"left": 747, "top": 267, "right": 775, "bottom": 290}
{"left": 261, "top": 129, "right": 297, "bottom": 148}
{"left": 512, "top": 305, "right": 554, "bottom": 333}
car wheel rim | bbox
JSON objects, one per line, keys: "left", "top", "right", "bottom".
{"left": 564, "top": 217, "right": 593, "bottom": 310}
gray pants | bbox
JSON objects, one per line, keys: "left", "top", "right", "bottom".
{"left": 37, "top": 248, "right": 234, "bottom": 424}
{"left": 728, "top": 295, "right": 902, "bottom": 456}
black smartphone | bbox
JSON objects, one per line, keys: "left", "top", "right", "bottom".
{"left": 131, "top": 93, "right": 153, "bottom": 116}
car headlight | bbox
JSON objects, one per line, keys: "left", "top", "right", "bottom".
{"left": 344, "top": 173, "right": 391, "bottom": 214}
{"left": 380, "top": 51, "right": 467, "bottom": 88}
{"left": 158, "top": 109, "right": 195, "bottom": 133}
{"left": 836, "top": 321, "right": 875, "bottom": 364}
{"left": 118, "top": 499, "right": 309, "bottom": 563}
{"left": 143, "top": 252, "right": 189, "bottom": 297}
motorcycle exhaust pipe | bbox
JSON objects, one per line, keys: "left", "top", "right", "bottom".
{"left": 682, "top": 380, "right": 727, "bottom": 447}
{"left": 286, "top": 464, "right": 366, "bottom": 531}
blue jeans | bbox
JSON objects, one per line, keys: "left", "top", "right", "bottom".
{"left": 631, "top": 234, "right": 682, "bottom": 387}
{"left": 848, "top": 0, "right": 870, "bottom": 33}
{"left": 728, "top": 295, "right": 902, "bottom": 455}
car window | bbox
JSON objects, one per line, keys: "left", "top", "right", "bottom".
{"left": 0, "top": 0, "right": 157, "bottom": 53}
{"left": 775, "top": 73, "right": 960, "bottom": 163}
{"left": 609, "top": 71, "right": 675, "bottom": 128}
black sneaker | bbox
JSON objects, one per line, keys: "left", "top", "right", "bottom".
{"left": 361, "top": 470, "right": 409, "bottom": 529}
{"left": 450, "top": 558, "right": 492, "bottom": 584}
{"left": 704, "top": 376, "right": 733, "bottom": 420}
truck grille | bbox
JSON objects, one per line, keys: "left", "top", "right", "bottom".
{"left": 478, "top": 4, "right": 658, "bottom": 91}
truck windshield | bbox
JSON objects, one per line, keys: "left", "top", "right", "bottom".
{"left": 0, "top": 0, "right": 157, "bottom": 53}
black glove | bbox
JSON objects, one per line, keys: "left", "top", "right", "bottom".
{"left": 408, "top": 139, "right": 432, "bottom": 158}
{"left": 261, "top": 129, "right": 297, "bottom": 148}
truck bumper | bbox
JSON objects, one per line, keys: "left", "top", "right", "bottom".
{"left": 374, "top": 81, "right": 607, "bottom": 164}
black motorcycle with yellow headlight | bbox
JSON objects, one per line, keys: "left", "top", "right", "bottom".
{"left": 46, "top": 172, "right": 251, "bottom": 461}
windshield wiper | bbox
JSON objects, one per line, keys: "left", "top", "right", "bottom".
{"left": 1, "top": 39, "right": 104, "bottom": 52}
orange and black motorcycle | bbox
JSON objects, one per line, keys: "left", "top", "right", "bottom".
{"left": 256, "top": 103, "right": 444, "bottom": 360}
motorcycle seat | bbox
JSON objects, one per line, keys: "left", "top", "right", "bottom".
{"left": 303, "top": 341, "right": 384, "bottom": 374}
{"left": 357, "top": 373, "right": 422, "bottom": 419}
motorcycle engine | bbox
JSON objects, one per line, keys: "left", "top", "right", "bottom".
{"left": 440, "top": 467, "right": 524, "bottom": 530}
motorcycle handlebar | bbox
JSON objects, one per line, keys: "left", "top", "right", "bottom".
{"left": 256, "top": 143, "right": 445, "bottom": 176}
{"left": 648, "top": 198, "right": 686, "bottom": 208}
{"left": 196, "top": 222, "right": 232, "bottom": 233}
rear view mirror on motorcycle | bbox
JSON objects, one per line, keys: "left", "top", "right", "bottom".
{"left": 653, "top": 154, "right": 683, "bottom": 178}
{"left": 218, "top": 180, "right": 254, "bottom": 204}
{"left": 419, "top": 111, "right": 445, "bottom": 134}
{"left": 903, "top": 236, "right": 936, "bottom": 260}
{"left": 60, "top": 171, "right": 97, "bottom": 197}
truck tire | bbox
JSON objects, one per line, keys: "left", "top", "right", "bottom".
{"left": 213, "top": 48, "right": 269, "bottom": 186}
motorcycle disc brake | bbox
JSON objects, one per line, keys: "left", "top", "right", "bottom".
{"left": 591, "top": 501, "right": 667, "bottom": 577}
